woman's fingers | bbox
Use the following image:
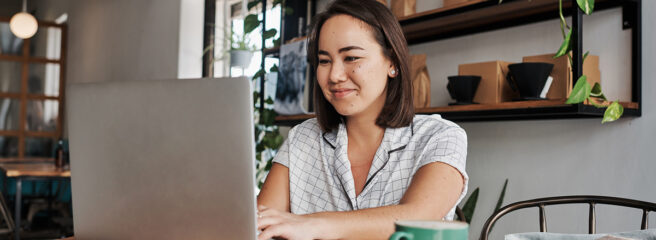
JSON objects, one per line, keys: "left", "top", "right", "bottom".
{"left": 257, "top": 208, "right": 288, "bottom": 230}
{"left": 258, "top": 224, "right": 288, "bottom": 240}
{"left": 256, "top": 209, "right": 313, "bottom": 240}
{"left": 257, "top": 215, "right": 283, "bottom": 230}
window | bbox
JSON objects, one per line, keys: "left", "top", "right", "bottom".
{"left": 210, "top": 0, "right": 281, "bottom": 78}
{"left": 0, "top": 19, "right": 66, "bottom": 162}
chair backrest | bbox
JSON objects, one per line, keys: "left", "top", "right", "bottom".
{"left": 0, "top": 192, "right": 14, "bottom": 235}
{"left": 480, "top": 195, "right": 656, "bottom": 240}
{"left": 455, "top": 206, "right": 466, "bottom": 222}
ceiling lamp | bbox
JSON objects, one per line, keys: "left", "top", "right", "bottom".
{"left": 9, "top": 0, "right": 38, "bottom": 39}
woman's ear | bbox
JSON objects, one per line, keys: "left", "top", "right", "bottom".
{"left": 388, "top": 65, "right": 398, "bottom": 78}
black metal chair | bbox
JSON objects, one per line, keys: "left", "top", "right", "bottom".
{"left": 455, "top": 206, "right": 466, "bottom": 222}
{"left": 0, "top": 192, "right": 14, "bottom": 237}
{"left": 480, "top": 195, "right": 656, "bottom": 240}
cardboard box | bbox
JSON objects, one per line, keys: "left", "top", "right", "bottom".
{"left": 410, "top": 54, "right": 431, "bottom": 108}
{"left": 458, "top": 61, "right": 518, "bottom": 104}
{"left": 523, "top": 53, "right": 600, "bottom": 100}
{"left": 391, "top": 0, "right": 416, "bottom": 18}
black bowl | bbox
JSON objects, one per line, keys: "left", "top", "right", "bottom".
{"left": 507, "top": 62, "right": 554, "bottom": 99}
{"left": 447, "top": 75, "right": 481, "bottom": 104}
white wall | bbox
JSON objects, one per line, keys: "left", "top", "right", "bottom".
{"left": 408, "top": 1, "right": 656, "bottom": 239}
{"left": 23, "top": 0, "right": 204, "bottom": 81}
{"left": 63, "top": 0, "right": 182, "bottom": 84}
{"left": 178, "top": 0, "right": 204, "bottom": 78}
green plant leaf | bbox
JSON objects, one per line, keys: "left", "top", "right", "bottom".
{"left": 255, "top": 142, "right": 265, "bottom": 152}
{"left": 264, "top": 157, "right": 274, "bottom": 171}
{"left": 262, "top": 131, "right": 276, "bottom": 148}
{"left": 590, "top": 82, "right": 602, "bottom": 95}
{"left": 583, "top": 51, "right": 590, "bottom": 64}
{"left": 494, "top": 179, "right": 508, "bottom": 212}
{"left": 461, "top": 188, "right": 479, "bottom": 224}
{"left": 558, "top": 0, "right": 568, "bottom": 38}
{"left": 271, "top": 134, "right": 284, "bottom": 149}
{"left": 265, "top": 97, "right": 274, "bottom": 105}
{"left": 260, "top": 108, "right": 277, "bottom": 125}
{"left": 244, "top": 14, "right": 261, "bottom": 34}
{"left": 263, "top": 29, "right": 277, "bottom": 40}
{"left": 284, "top": 7, "right": 294, "bottom": 15}
{"left": 254, "top": 126, "right": 262, "bottom": 140}
{"left": 589, "top": 82, "right": 607, "bottom": 100}
{"left": 489, "top": 179, "right": 509, "bottom": 231}
{"left": 252, "top": 69, "right": 266, "bottom": 81}
{"left": 270, "top": 64, "right": 279, "bottom": 72}
{"left": 566, "top": 75, "right": 591, "bottom": 104}
{"left": 554, "top": 28, "right": 572, "bottom": 58}
{"left": 273, "top": 38, "right": 281, "bottom": 47}
{"left": 602, "top": 101, "right": 624, "bottom": 123}
{"left": 247, "top": 0, "right": 260, "bottom": 11}
{"left": 253, "top": 91, "right": 260, "bottom": 103}
{"left": 576, "top": 0, "right": 595, "bottom": 15}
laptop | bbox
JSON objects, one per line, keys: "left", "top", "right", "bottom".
{"left": 66, "top": 78, "right": 257, "bottom": 239}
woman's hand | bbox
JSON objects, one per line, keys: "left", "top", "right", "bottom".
{"left": 257, "top": 205, "right": 326, "bottom": 240}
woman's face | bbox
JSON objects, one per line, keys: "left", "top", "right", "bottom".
{"left": 316, "top": 14, "right": 396, "bottom": 119}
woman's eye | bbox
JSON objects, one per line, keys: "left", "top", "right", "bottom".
{"left": 345, "top": 56, "right": 360, "bottom": 62}
{"left": 318, "top": 59, "right": 331, "bottom": 64}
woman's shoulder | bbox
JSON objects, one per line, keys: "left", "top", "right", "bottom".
{"left": 411, "top": 114, "right": 466, "bottom": 137}
{"left": 287, "top": 117, "right": 322, "bottom": 140}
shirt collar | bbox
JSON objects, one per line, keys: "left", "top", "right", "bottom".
{"left": 322, "top": 122, "right": 414, "bottom": 152}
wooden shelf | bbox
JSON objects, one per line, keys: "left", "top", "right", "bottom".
{"left": 399, "top": 0, "right": 626, "bottom": 44}
{"left": 263, "top": 46, "right": 280, "bottom": 57}
{"left": 263, "top": 36, "right": 307, "bottom": 57}
{"left": 271, "top": 0, "right": 641, "bottom": 126}
{"left": 274, "top": 100, "right": 640, "bottom": 126}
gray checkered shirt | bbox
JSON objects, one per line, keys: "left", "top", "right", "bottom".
{"left": 273, "top": 114, "right": 468, "bottom": 220}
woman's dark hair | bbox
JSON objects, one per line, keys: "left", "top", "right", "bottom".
{"left": 308, "top": 0, "right": 414, "bottom": 133}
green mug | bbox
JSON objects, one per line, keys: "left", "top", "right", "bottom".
{"left": 389, "top": 220, "right": 468, "bottom": 240}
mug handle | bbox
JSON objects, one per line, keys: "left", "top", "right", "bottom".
{"left": 389, "top": 231, "right": 414, "bottom": 240}
{"left": 505, "top": 73, "right": 518, "bottom": 92}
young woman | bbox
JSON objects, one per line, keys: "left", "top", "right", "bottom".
{"left": 256, "top": 0, "right": 468, "bottom": 239}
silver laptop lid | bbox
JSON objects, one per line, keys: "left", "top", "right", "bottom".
{"left": 66, "top": 78, "right": 256, "bottom": 239}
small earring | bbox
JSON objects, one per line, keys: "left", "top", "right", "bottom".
{"left": 390, "top": 69, "right": 396, "bottom": 75}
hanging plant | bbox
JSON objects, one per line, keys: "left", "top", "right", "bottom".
{"left": 246, "top": 0, "right": 284, "bottom": 188}
{"left": 499, "top": 0, "right": 622, "bottom": 123}
{"left": 554, "top": 0, "right": 623, "bottom": 123}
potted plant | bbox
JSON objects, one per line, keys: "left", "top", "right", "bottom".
{"left": 229, "top": 29, "right": 255, "bottom": 69}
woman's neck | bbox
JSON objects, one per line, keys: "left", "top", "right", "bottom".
{"left": 344, "top": 89, "right": 387, "bottom": 148}
{"left": 345, "top": 114, "right": 384, "bottom": 148}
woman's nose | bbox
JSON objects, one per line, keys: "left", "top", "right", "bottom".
{"left": 329, "top": 62, "right": 347, "bottom": 83}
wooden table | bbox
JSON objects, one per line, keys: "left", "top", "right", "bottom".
{"left": 0, "top": 163, "right": 71, "bottom": 240}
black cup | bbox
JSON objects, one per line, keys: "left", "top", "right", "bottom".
{"left": 447, "top": 75, "right": 481, "bottom": 104}
{"left": 507, "top": 62, "right": 554, "bottom": 100}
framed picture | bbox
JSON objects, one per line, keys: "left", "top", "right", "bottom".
{"left": 274, "top": 38, "right": 308, "bottom": 115}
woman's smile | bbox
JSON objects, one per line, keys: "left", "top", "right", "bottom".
{"left": 331, "top": 88, "right": 356, "bottom": 99}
